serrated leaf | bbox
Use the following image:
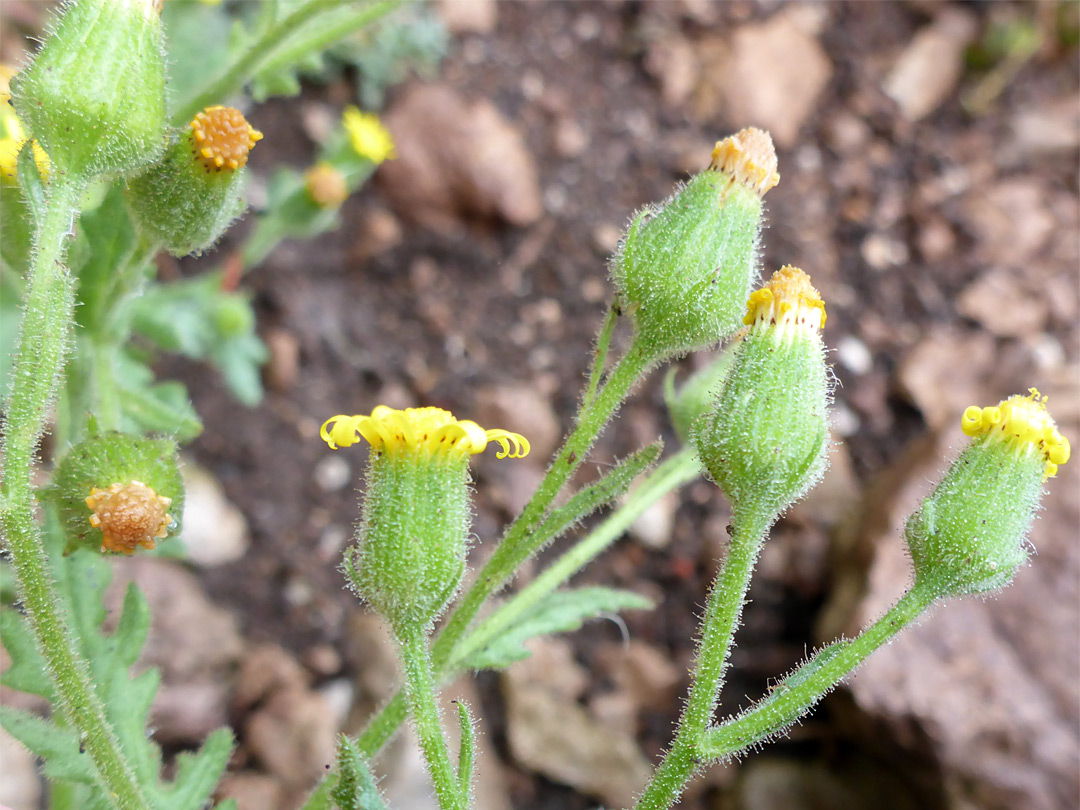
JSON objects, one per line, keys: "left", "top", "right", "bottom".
{"left": 73, "top": 185, "right": 137, "bottom": 333}
{"left": 0, "top": 705, "right": 95, "bottom": 783}
{"left": 0, "top": 182, "right": 34, "bottom": 274}
{"left": 209, "top": 332, "right": 267, "bottom": 406}
{"left": 0, "top": 608, "right": 56, "bottom": 701}
{"left": 157, "top": 727, "right": 234, "bottom": 810}
{"left": 15, "top": 142, "right": 46, "bottom": 227}
{"left": 464, "top": 587, "right": 654, "bottom": 671}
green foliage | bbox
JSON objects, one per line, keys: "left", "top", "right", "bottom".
{"left": 331, "top": 735, "right": 388, "bottom": 810}
{"left": 464, "top": 587, "right": 654, "bottom": 671}
{"left": 0, "top": 549, "right": 233, "bottom": 809}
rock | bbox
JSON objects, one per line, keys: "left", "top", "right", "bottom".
{"left": 883, "top": 8, "right": 978, "bottom": 121}
{"left": 644, "top": 32, "right": 699, "bottom": 108}
{"left": 216, "top": 771, "right": 285, "bottom": 810}
{"left": 593, "top": 640, "right": 682, "bottom": 713}
{"left": 436, "top": 0, "right": 496, "bottom": 34}
{"left": 379, "top": 84, "right": 542, "bottom": 233}
{"left": 0, "top": 726, "right": 41, "bottom": 810}
{"left": 961, "top": 179, "right": 1056, "bottom": 266}
{"left": 1008, "top": 96, "right": 1080, "bottom": 159}
{"left": 697, "top": 7, "right": 832, "bottom": 147}
{"left": 263, "top": 327, "right": 300, "bottom": 393}
{"left": 350, "top": 207, "right": 403, "bottom": 261}
{"left": 503, "top": 639, "right": 653, "bottom": 808}
{"left": 895, "top": 327, "right": 995, "bottom": 430}
{"left": 245, "top": 687, "right": 338, "bottom": 794}
{"left": 474, "top": 384, "right": 561, "bottom": 461}
{"left": 181, "top": 461, "right": 250, "bottom": 566}
{"left": 312, "top": 453, "right": 352, "bottom": 493}
{"left": 834, "top": 335, "right": 873, "bottom": 376}
{"left": 234, "top": 644, "right": 310, "bottom": 712}
{"left": 341, "top": 611, "right": 400, "bottom": 736}
{"left": 151, "top": 682, "right": 231, "bottom": 745}
{"left": 957, "top": 268, "right": 1048, "bottom": 337}
{"left": 628, "top": 490, "right": 678, "bottom": 550}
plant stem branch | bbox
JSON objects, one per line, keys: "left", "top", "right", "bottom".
{"left": 0, "top": 178, "right": 150, "bottom": 810}
{"left": 397, "top": 625, "right": 464, "bottom": 810}
{"left": 633, "top": 509, "right": 770, "bottom": 810}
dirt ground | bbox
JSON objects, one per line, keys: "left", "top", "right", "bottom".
{"left": 3, "top": 2, "right": 1079, "bottom": 809}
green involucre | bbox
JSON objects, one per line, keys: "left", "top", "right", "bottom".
{"left": 12, "top": 0, "right": 167, "bottom": 178}
{"left": 346, "top": 452, "right": 472, "bottom": 630}
{"left": 43, "top": 431, "right": 184, "bottom": 554}
{"left": 126, "top": 135, "right": 247, "bottom": 256}
{"left": 612, "top": 171, "right": 762, "bottom": 360}
{"left": 695, "top": 328, "right": 830, "bottom": 523}
{"left": 905, "top": 438, "right": 1044, "bottom": 597}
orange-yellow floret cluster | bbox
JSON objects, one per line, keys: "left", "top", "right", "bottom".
{"left": 321, "top": 405, "right": 529, "bottom": 460}
{"left": 743, "top": 265, "right": 826, "bottom": 332}
{"left": 962, "top": 388, "right": 1070, "bottom": 479}
{"left": 709, "top": 127, "right": 780, "bottom": 197}
{"left": 85, "top": 480, "right": 173, "bottom": 555}
{"left": 189, "top": 105, "right": 262, "bottom": 172}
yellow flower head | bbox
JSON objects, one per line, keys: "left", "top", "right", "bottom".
{"left": 742, "top": 265, "right": 826, "bottom": 332}
{"left": 85, "top": 480, "right": 173, "bottom": 555}
{"left": 962, "top": 388, "right": 1070, "bottom": 479}
{"left": 1, "top": 79, "right": 51, "bottom": 184}
{"left": 342, "top": 106, "right": 396, "bottom": 164}
{"left": 710, "top": 127, "right": 780, "bottom": 197}
{"left": 304, "top": 161, "right": 349, "bottom": 208}
{"left": 188, "top": 105, "right": 262, "bottom": 173}
{"left": 322, "top": 406, "right": 530, "bottom": 460}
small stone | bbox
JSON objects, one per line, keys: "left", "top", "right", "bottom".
{"left": 835, "top": 335, "right": 873, "bottom": 375}
{"left": 883, "top": 8, "right": 978, "bottom": 121}
{"left": 896, "top": 327, "right": 995, "bottom": 430}
{"left": 181, "top": 461, "right": 249, "bottom": 566}
{"left": 245, "top": 688, "right": 337, "bottom": 792}
{"left": 957, "top": 268, "right": 1048, "bottom": 337}
{"left": 552, "top": 116, "right": 589, "bottom": 158}
{"left": 592, "top": 222, "right": 623, "bottom": 255}
{"left": 263, "top": 328, "right": 300, "bottom": 393}
{"left": 313, "top": 454, "right": 351, "bottom": 493}
{"left": 474, "top": 384, "right": 561, "bottom": 460}
{"left": 644, "top": 33, "right": 699, "bottom": 108}
{"left": 234, "top": 644, "right": 310, "bottom": 711}
{"left": 860, "top": 231, "right": 908, "bottom": 271}
{"left": 351, "top": 207, "right": 403, "bottom": 261}
{"left": 216, "top": 771, "right": 284, "bottom": 810}
{"left": 436, "top": 0, "right": 496, "bottom": 34}
{"left": 628, "top": 491, "right": 678, "bottom": 550}
{"left": 0, "top": 727, "right": 42, "bottom": 810}
{"left": 962, "top": 179, "right": 1055, "bottom": 266}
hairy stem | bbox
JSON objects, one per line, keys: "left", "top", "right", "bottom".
{"left": 634, "top": 509, "right": 771, "bottom": 810}
{"left": 0, "top": 178, "right": 150, "bottom": 810}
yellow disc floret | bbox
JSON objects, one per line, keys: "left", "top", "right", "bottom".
{"left": 709, "top": 127, "right": 780, "bottom": 197}
{"left": 189, "top": 105, "right": 262, "bottom": 173}
{"left": 961, "top": 388, "right": 1070, "bottom": 479}
{"left": 342, "top": 106, "right": 396, "bottom": 165}
{"left": 85, "top": 480, "right": 173, "bottom": 555}
{"left": 304, "top": 161, "right": 349, "bottom": 208}
{"left": 743, "top": 265, "right": 827, "bottom": 332}
{"left": 321, "top": 405, "right": 529, "bottom": 460}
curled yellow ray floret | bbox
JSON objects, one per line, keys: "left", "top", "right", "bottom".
{"left": 962, "top": 388, "right": 1070, "bottom": 479}
{"left": 709, "top": 127, "right": 779, "bottom": 197}
{"left": 321, "top": 406, "right": 530, "bottom": 460}
{"left": 188, "top": 105, "right": 262, "bottom": 173}
{"left": 743, "top": 265, "right": 826, "bottom": 332}
{"left": 342, "top": 106, "right": 396, "bottom": 165}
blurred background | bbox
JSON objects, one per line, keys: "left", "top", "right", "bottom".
{"left": 2, "top": 1, "right": 1077, "bottom": 809}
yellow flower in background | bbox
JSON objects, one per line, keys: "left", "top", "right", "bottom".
{"left": 0, "top": 89, "right": 51, "bottom": 183}
{"left": 304, "top": 161, "right": 349, "bottom": 208}
{"left": 342, "top": 106, "right": 396, "bottom": 164}
{"left": 962, "top": 388, "right": 1070, "bottom": 479}
{"left": 321, "top": 406, "right": 529, "bottom": 460}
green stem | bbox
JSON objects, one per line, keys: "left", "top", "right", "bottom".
{"left": 449, "top": 446, "right": 702, "bottom": 669}
{"left": 172, "top": 0, "right": 403, "bottom": 124}
{"left": 699, "top": 584, "right": 935, "bottom": 759}
{"left": 396, "top": 625, "right": 464, "bottom": 810}
{"left": 0, "top": 179, "right": 150, "bottom": 809}
{"left": 634, "top": 510, "right": 771, "bottom": 810}
{"left": 582, "top": 303, "right": 617, "bottom": 410}
{"left": 358, "top": 339, "right": 655, "bottom": 758}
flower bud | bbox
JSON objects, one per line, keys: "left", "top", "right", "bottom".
{"left": 905, "top": 389, "right": 1070, "bottom": 598}
{"left": 44, "top": 431, "right": 184, "bottom": 555}
{"left": 321, "top": 406, "right": 529, "bottom": 631}
{"left": 304, "top": 162, "right": 349, "bottom": 208}
{"left": 695, "top": 266, "right": 830, "bottom": 523}
{"left": 11, "top": 0, "right": 167, "bottom": 178}
{"left": 612, "top": 127, "right": 779, "bottom": 361}
{"left": 126, "top": 105, "right": 262, "bottom": 255}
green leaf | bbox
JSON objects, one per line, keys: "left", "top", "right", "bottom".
{"left": 455, "top": 701, "right": 475, "bottom": 800}
{"left": 464, "top": 587, "right": 655, "bottom": 671}
{"left": 332, "top": 735, "right": 388, "bottom": 810}
{"left": 0, "top": 608, "right": 56, "bottom": 701}
{"left": 158, "top": 727, "right": 234, "bottom": 810}
{"left": 0, "top": 183, "right": 34, "bottom": 275}
{"left": 160, "top": 0, "right": 232, "bottom": 116}
{"left": 15, "top": 141, "right": 46, "bottom": 228}
{"left": 0, "top": 705, "right": 96, "bottom": 783}
{"left": 72, "top": 184, "right": 137, "bottom": 333}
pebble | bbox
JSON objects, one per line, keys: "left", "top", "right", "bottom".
{"left": 181, "top": 461, "right": 250, "bottom": 566}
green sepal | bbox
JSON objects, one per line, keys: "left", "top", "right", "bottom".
{"left": 664, "top": 351, "right": 734, "bottom": 445}
{"left": 612, "top": 171, "right": 763, "bottom": 360}
{"left": 11, "top": 0, "right": 167, "bottom": 179}
{"left": 905, "top": 438, "right": 1044, "bottom": 598}
{"left": 455, "top": 701, "right": 476, "bottom": 801}
{"left": 344, "top": 451, "right": 472, "bottom": 630}
{"left": 125, "top": 132, "right": 248, "bottom": 257}
{"left": 696, "top": 327, "right": 830, "bottom": 523}
{"left": 43, "top": 431, "right": 185, "bottom": 554}
{"left": 463, "top": 586, "right": 654, "bottom": 671}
